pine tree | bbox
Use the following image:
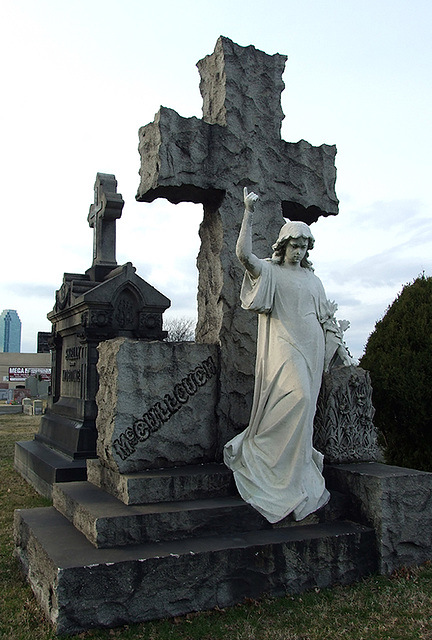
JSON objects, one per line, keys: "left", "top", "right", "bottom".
{"left": 360, "top": 274, "right": 432, "bottom": 470}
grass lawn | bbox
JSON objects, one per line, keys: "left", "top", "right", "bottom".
{"left": 1, "top": 413, "right": 432, "bottom": 639}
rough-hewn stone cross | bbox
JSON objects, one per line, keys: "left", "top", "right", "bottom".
{"left": 87, "top": 173, "right": 125, "bottom": 281}
{"left": 136, "top": 36, "right": 339, "bottom": 450}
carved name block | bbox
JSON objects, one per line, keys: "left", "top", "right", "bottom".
{"left": 96, "top": 338, "right": 219, "bottom": 473}
{"left": 60, "top": 339, "right": 86, "bottom": 397}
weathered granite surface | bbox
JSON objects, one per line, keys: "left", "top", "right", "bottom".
{"left": 136, "top": 36, "right": 339, "bottom": 448}
{"left": 325, "top": 462, "right": 432, "bottom": 573}
{"left": 52, "top": 481, "right": 270, "bottom": 548}
{"left": 314, "top": 366, "right": 380, "bottom": 464}
{"left": 96, "top": 338, "right": 219, "bottom": 473}
{"left": 14, "top": 506, "right": 375, "bottom": 636}
{"left": 86, "top": 459, "right": 234, "bottom": 504}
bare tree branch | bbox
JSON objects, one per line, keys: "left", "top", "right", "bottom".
{"left": 163, "top": 317, "right": 196, "bottom": 342}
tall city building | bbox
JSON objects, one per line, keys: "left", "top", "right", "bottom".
{"left": 0, "top": 309, "right": 22, "bottom": 352}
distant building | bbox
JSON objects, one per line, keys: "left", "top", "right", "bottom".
{"left": 0, "top": 309, "right": 22, "bottom": 353}
{"left": 0, "top": 352, "right": 51, "bottom": 389}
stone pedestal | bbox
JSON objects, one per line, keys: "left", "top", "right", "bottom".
{"left": 325, "top": 462, "right": 432, "bottom": 573}
{"left": 14, "top": 341, "right": 378, "bottom": 635}
{"left": 15, "top": 472, "right": 376, "bottom": 635}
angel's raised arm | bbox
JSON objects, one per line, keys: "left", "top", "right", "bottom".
{"left": 236, "top": 188, "right": 262, "bottom": 279}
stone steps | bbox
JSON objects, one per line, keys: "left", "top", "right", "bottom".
{"left": 54, "top": 460, "right": 351, "bottom": 549}
{"left": 14, "top": 439, "right": 88, "bottom": 498}
{"left": 14, "top": 505, "right": 377, "bottom": 636}
{"left": 52, "top": 480, "right": 270, "bottom": 548}
{"left": 86, "top": 459, "right": 235, "bottom": 504}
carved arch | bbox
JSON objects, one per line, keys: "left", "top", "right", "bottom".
{"left": 112, "top": 284, "right": 142, "bottom": 333}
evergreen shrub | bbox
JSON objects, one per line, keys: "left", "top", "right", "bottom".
{"left": 360, "top": 274, "right": 432, "bottom": 470}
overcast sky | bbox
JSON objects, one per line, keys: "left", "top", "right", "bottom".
{"left": 1, "top": 0, "right": 431, "bottom": 358}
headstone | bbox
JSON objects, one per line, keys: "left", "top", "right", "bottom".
{"left": 33, "top": 399, "right": 43, "bottom": 415}
{"left": 14, "top": 388, "right": 30, "bottom": 404}
{"left": 95, "top": 338, "right": 219, "bottom": 474}
{"left": 22, "top": 397, "right": 33, "bottom": 415}
{"left": 15, "top": 173, "right": 170, "bottom": 497}
{"left": 24, "top": 376, "right": 38, "bottom": 397}
{"left": 24, "top": 375, "right": 49, "bottom": 398}
{"left": 137, "top": 36, "right": 339, "bottom": 449}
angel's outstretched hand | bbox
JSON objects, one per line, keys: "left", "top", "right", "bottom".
{"left": 243, "top": 187, "right": 259, "bottom": 212}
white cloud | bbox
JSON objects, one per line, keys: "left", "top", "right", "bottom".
{"left": 310, "top": 197, "right": 432, "bottom": 358}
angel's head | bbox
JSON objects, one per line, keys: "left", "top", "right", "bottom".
{"left": 271, "top": 221, "right": 315, "bottom": 270}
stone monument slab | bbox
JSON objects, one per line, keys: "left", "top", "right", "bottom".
{"left": 25, "top": 375, "right": 50, "bottom": 398}
{"left": 95, "top": 338, "right": 219, "bottom": 473}
{"left": 33, "top": 399, "right": 44, "bottom": 415}
{"left": 14, "top": 506, "right": 375, "bottom": 636}
{"left": 22, "top": 397, "right": 33, "bottom": 415}
{"left": 15, "top": 174, "right": 170, "bottom": 497}
{"left": 86, "top": 460, "right": 234, "bottom": 505}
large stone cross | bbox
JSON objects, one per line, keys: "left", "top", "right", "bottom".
{"left": 136, "top": 37, "right": 339, "bottom": 450}
{"left": 87, "top": 173, "right": 125, "bottom": 281}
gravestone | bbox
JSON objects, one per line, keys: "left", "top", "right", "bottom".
{"left": 33, "top": 399, "right": 44, "bottom": 415}
{"left": 94, "top": 338, "right": 219, "bottom": 474}
{"left": 137, "top": 36, "right": 339, "bottom": 449}
{"left": 22, "top": 397, "right": 33, "bottom": 415}
{"left": 24, "top": 376, "right": 38, "bottom": 398}
{"left": 14, "top": 37, "right": 432, "bottom": 635}
{"left": 14, "top": 388, "right": 30, "bottom": 404}
{"left": 25, "top": 375, "right": 50, "bottom": 398}
{"left": 15, "top": 173, "right": 170, "bottom": 497}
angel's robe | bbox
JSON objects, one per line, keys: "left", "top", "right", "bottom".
{"left": 224, "top": 259, "right": 331, "bottom": 523}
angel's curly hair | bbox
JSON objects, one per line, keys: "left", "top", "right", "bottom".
{"left": 271, "top": 221, "right": 315, "bottom": 271}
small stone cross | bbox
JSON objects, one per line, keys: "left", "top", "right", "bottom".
{"left": 136, "top": 37, "right": 339, "bottom": 449}
{"left": 87, "top": 173, "right": 124, "bottom": 280}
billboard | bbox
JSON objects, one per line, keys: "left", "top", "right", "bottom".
{"left": 8, "top": 367, "right": 51, "bottom": 382}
